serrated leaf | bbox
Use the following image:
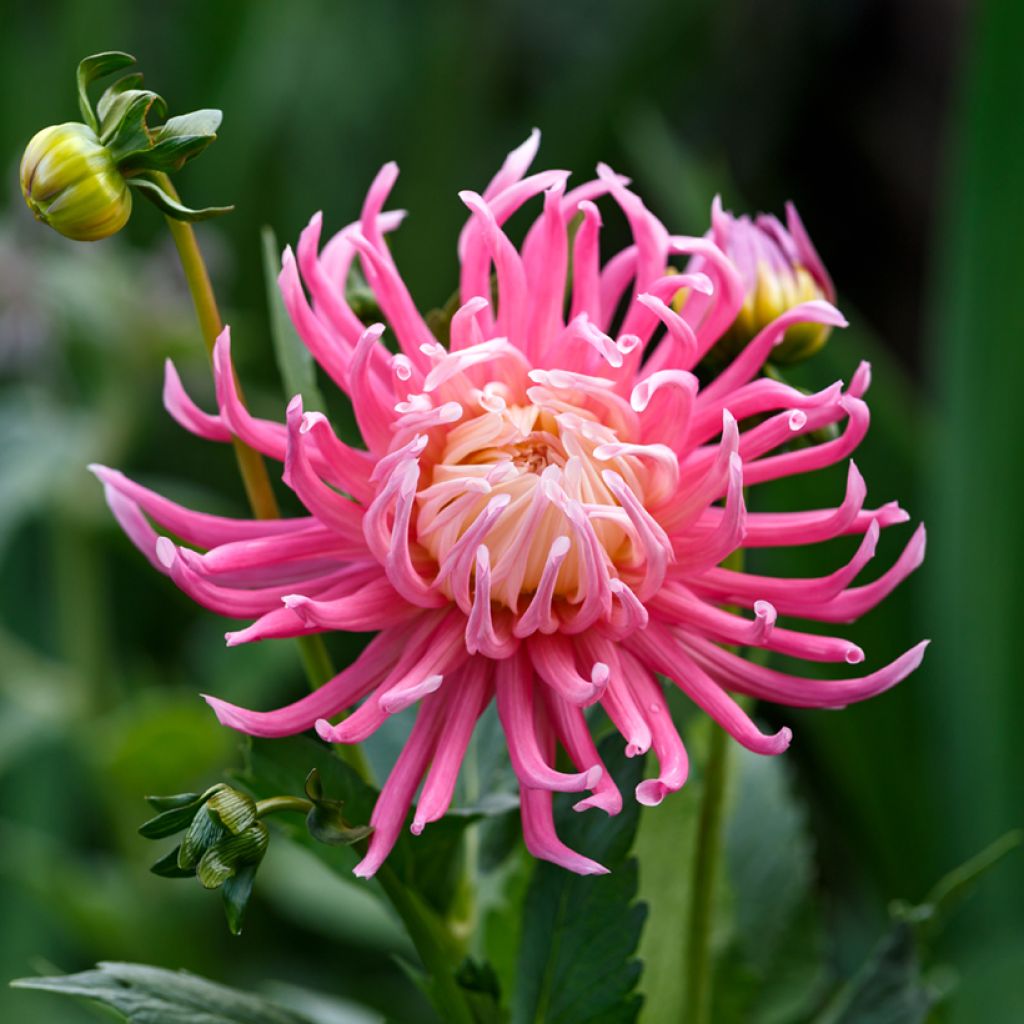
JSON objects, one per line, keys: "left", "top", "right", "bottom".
{"left": 76, "top": 51, "right": 136, "bottom": 131}
{"left": 149, "top": 845, "right": 196, "bottom": 879}
{"left": 11, "top": 960, "right": 316, "bottom": 1023}
{"left": 128, "top": 177, "right": 234, "bottom": 221}
{"left": 262, "top": 226, "right": 327, "bottom": 410}
{"left": 512, "top": 735, "right": 647, "bottom": 1024}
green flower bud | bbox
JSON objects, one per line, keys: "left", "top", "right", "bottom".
{"left": 702, "top": 200, "right": 837, "bottom": 366}
{"left": 20, "top": 122, "right": 131, "bottom": 241}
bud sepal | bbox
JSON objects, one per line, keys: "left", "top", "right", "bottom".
{"left": 20, "top": 50, "right": 232, "bottom": 241}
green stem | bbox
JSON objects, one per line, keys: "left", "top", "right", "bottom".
{"left": 377, "top": 864, "right": 475, "bottom": 1024}
{"left": 684, "top": 547, "right": 745, "bottom": 1024}
{"left": 154, "top": 172, "right": 371, "bottom": 783}
{"left": 255, "top": 796, "right": 313, "bottom": 818}
{"left": 684, "top": 720, "right": 730, "bottom": 1024}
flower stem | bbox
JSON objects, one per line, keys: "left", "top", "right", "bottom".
{"left": 684, "top": 719, "right": 730, "bottom": 1024}
{"left": 254, "top": 796, "right": 313, "bottom": 818}
{"left": 153, "top": 173, "right": 371, "bottom": 782}
{"left": 684, "top": 547, "right": 744, "bottom": 1024}
{"left": 376, "top": 864, "right": 475, "bottom": 1024}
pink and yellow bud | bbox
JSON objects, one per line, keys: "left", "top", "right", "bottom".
{"left": 710, "top": 200, "right": 835, "bottom": 365}
{"left": 20, "top": 122, "right": 132, "bottom": 241}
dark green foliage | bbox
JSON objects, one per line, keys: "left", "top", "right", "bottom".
{"left": 11, "top": 961, "right": 314, "bottom": 1024}
{"left": 513, "top": 736, "right": 647, "bottom": 1024}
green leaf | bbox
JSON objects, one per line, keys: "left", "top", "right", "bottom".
{"left": 712, "top": 747, "right": 829, "bottom": 1024}
{"left": 240, "top": 736, "right": 475, "bottom": 917}
{"left": 262, "top": 226, "right": 327, "bottom": 410}
{"left": 149, "top": 845, "right": 196, "bottom": 879}
{"left": 118, "top": 109, "right": 224, "bottom": 174}
{"left": 221, "top": 863, "right": 259, "bottom": 937}
{"left": 11, "top": 960, "right": 316, "bottom": 1023}
{"left": 128, "top": 176, "right": 234, "bottom": 221}
{"left": 144, "top": 791, "right": 204, "bottom": 812}
{"left": 304, "top": 768, "right": 375, "bottom": 847}
{"left": 812, "top": 924, "right": 937, "bottom": 1024}
{"left": 100, "top": 88, "right": 167, "bottom": 152}
{"left": 96, "top": 73, "right": 146, "bottom": 124}
{"left": 76, "top": 51, "right": 136, "bottom": 131}
{"left": 814, "top": 832, "right": 1021, "bottom": 1024}
{"left": 512, "top": 734, "right": 647, "bottom": 1024}
{"left": 138, "top": 785, "right": 224, "bottom": 838}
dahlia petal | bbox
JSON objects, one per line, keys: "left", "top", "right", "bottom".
{"left": 785, "top": 200, "right": 835, "bottom": 299}
{"left": 296, "top": 212, "right": 368, "bottom": 350}
{"left": 626, "top": 661, "right": 689, "bottom": 806}
{"left": 354, "top": 692, "right": 448, "bottom": 878}
{"left": 669, "top": 453, "right": 746, "bottom": 573}
{"left": 577, "top": 633, "right": 653, "bottom": 757}
{"left": 683, "top": 633, "right": 929, "bottom": 709}
{"left": 278, "top": 246, "right": 352, "bottom": 392}
{"left": 282, "top": 576, "right": 418, "bottom": 632}
{"left": 100, "top": 481, "right": 164, "bottom": 572}
{"left": 283, "top": 397, "right": 367, "bottom": 544}
{"left": 412, "top": 658, "right": 493, "bottom": 833}
{"left": 496, "top": 651, "right": 602, "bottom": 793}
{"left": 740, "top": 396, "right": 869, "bottom": 486}
{"left": 203, "top": 630, "right": 402, "bottom": 736}
{"left": 520, "top": 785, "right": 609, "bottom": 875}
{"left": 459, "top": 190, "right": 529, "bottom": 352}
{"left": 694, "top": 519, "right": 881, "bottom": 609}
{"left": 699, "top": 300, "right": 848, "bottom": 404}
{"left": 90, "top": 465, "right": 313, "bottom": 548}
{"left": 524, "top": 181, "right": 570, "bottom": 359}
{"left": 466, "top": 546, "right": 519, "bottom": 658}
{"left": 349, "top": 228, "right": 436, "bottom": 371}
{"left": 529, "top": 632, "right": 607, "bottom": 705}
{"left": 541, "top": 686, "right": 622, "bottom": 815}
{"left": 513, "top": 535, "right": 572, "bottom": 637}
{"left": 652, "top": 586, "right": 777, "bottom": 647}
{"left": 797, "top": 523, "right": 927, "bottom": 623}
{"left": 569, "top": 200, "right": 603, "bottom": 323}
{"left": 163, "top": 360, "right": 231, "bottom": 442}
{"left": 629, "top": 624, "right": 792, "bottom": 756}
{"left": 669, "top": 232, "right": 745, "bottom": 358}
{"left": 348, "top": 323, "right": 400, "bottom": 454}
{"left": 155, "top": 537, "right": 342, "bottom": 618}
{"left": 298, "top": 411, "right": 376, "bottom": 504}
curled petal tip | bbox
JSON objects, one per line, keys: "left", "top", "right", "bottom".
{"left": 583, "top": 765, "right": 604, "bottom": 790}
{"left": 845, "top": 645, "right": 866, "bottom": 665}
{"left": 635, "top": 780, "right": 667, "bottom": 807}
{"left": 155, "top": 536, "right": 176, "bottom": 568}
{"left": 314, "top": 718, "right": 337, "bottom": 742}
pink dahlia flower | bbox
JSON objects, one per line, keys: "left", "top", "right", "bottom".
{"left": 92, "top": 132, "right": 927, "bottom": 876}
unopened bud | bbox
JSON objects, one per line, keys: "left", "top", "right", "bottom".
{"left": 20, "top": 123, "right": 131, "bottom": 241}
{"left": 709, "top": 200, "right": 835, "bottom": 365}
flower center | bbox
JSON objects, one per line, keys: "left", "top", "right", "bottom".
{"left": 416, "top": 402, "right": 642, "bottom": 613}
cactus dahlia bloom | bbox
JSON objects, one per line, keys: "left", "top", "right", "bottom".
{"left": 92, "top": 133, "right": 927, "bottom": 876}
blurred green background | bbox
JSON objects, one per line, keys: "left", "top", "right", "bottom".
{"left": 1, "top": 1, "right": 1021, "bottom": 1021}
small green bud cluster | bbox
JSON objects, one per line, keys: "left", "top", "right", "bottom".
{"left": 20, "top": 51, "right": 231, "bottom": 242}
{"left": 140, "top": 770, "right": 372, "bottom": 935}
{"left": 140, "top": 784, "right": 269, "bottom": 935}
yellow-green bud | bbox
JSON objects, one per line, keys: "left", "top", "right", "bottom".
{"left": 703, "top": 200, "right": 836, "bottom": 366}
{"left": 20, "top": 122, "right": 132, "bottom": 241}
